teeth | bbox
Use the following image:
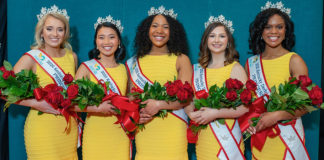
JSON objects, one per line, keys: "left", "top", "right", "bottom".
{"left": 104, "top": 47, "right": 112, "bottom": 50}
{"left": 154, "top": 36, "right": 163, "bottom": 40}
{"left": 212, "top": 44, "right": 222, "bottom": 48}
{"left": 269, "top": 37, "right": 278, "bottom": 41}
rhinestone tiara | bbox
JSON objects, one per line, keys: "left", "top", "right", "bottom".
{"left": 37, "top": 5, "right": 69, "bottom": 21}
{"left": 261, "top": 1, "right": 291, "bottom": 17}
{"left": 148, "top": 5, "right": 177, "bottom": 19}
{"left": 204, "top": 15, "right": 234, "bottom": 34}
{"left": 94, "top": 15, "right": 124, "bottom": 33}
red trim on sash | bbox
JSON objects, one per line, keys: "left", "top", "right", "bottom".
{"left": 259, "top": 55, "right": 271, "bottom": 92}
{"left": 224, "top": 122, "right": 245, "bottom": 159}
{"left": 24, "top": 49, "right": 67, "bottom": 85}
{"left": 82, "top": 62, "right": 99, "bottom": 81}
{"left": 246, "top": 59, "right": 250, "bottom": 77}
{"left": 135, "top": 58, "right": 154, "bottom": 85}
{"left": 291, "top": 124, "right": 311, "bottom": 159}
{"left": 170, "top": 112, "right": 188, "bottom": 124}
{"left": 94, "top": 59, "right": 122, "bottom": 95}
{"left": 209, "top": 123, "right": 230, "bottom": 160}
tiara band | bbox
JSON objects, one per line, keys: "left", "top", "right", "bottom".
{"left": 37, "top": 5, "right": 69, "bottom": 21}
{"left": 261, "top": 1, "right": 291, "bottom": 17}
{"left": 204, "top": 15, "right": 234, "bottom": 34}
{"left": 94, "top": 15, "right": 124, "bottom": 33}
{"left": 148, "top": 5, "right": 177, "bottom": 19}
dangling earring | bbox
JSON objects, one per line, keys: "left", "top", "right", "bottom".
{"left": 41, "top": 37, "right": 44, "bottom": 42}
{"left": 227, "top": 43, "right": 229, "bottom": 48}
{"left": 260, "top": 36, "right": 263, "bottom": 40}
{"left": 118, "top": 44, "right": 121, "bottom": 49}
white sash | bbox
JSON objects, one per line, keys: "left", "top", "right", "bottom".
{"left": 247, "top": 55, "right": 310, "bottom": 160}
{"left": 193, "top": 63, "right": 245, "bottom": 159}
{"left": 192, "top": 64, "right": 208, "bottom": 93}
{"left": 25, "top": 49, "right": 67, "bottom": 89}
{"left": 83, "top": 59, "right": 121, "bottom": 95}
{"left": 126, "top": 56, "right": 188, "bottom": 123}
{"left": 210, "top": 120, "right": 245, "bottom": 160}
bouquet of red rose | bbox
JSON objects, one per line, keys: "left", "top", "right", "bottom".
{"left": 246, "top": 75, "right": 324, "bottom": 133}
{"left": 130, "top": 80, "right": 193, "bottom": 130}
{"left": 0, "top": 61, "right": 40, "bottom": 110}
{"left": 189, "top": 78, "right": 257, "bottom": 134}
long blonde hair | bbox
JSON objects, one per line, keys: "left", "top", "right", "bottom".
{"left": 31, "top": 13, "right": 72, "bottom": 50}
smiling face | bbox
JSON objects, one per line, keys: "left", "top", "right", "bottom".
{"left": 262, "top": 14, "right": 286, "bottom": 49}
{"left": 41, "top": 16, "right": 65, "bottom": 48}
{"left": 207, "top": 26, "right": 228, "bottom": 55}
{"left": 96, "top": 26, "right": 120, "bottom": 57}
{"left": 149, "top": 15, "right": 170, "bottom": 49}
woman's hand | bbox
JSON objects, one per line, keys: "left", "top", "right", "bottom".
{"left": 32, "top": 100, "right": 61, "bottom": 115}
{"left": 97, "top": 101, "right": 117, "bottom": 116}
{"left": 139, "top": 108, "right": 153, "bottom": 124}
{"left": 141, "top": 99, "right": 162, "bottom": 116}
{"left": 254, "top": 112, "right": 280, "bottom": 132}
{"left": 191, "top": 107, "right": 218, "bottom": 125}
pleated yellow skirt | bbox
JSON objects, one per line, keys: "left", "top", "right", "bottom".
{"left": 24, "top": 109, "right": 78, "bottom": 160}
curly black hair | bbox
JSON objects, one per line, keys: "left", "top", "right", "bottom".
{"left": 88, "top": 22, "right": 126, "bottom": 62}
{"left": 134, "top": 14, "right": 189, "bottom": 58}
{"left": 249, "top": 8, "right": 295, "bottom": 54}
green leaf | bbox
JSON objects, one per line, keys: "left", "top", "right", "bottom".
{"left": 304, "top": 105, "right": 318, "bottom": 113}
{"left": 291, "top": 88, "right": 309, "bottom": 100}
{"left": 3, "top": 60, "right": 13, "bottom": 71}
{"left": 217, "top": 118, "right": 225, "bottom": 124}
{"left": 38, "top": 111, "right": 44, "bottom": 115}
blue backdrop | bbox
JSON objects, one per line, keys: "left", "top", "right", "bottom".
{"left": 7, "top": 0, "right": 323, "bottom": 159}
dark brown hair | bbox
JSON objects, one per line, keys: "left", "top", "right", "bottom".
{"left": 198, "top": 22, "right": 239, "bottom": 68}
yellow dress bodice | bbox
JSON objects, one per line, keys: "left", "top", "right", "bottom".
{"left": 196, "top": 61, "right": 245, "bottom": 160}
{"left": 134, "top": 54, "right": 188, "bottom": 160}
{"left": 24, "top": 49, "right": 78, "bottom": 160}
{"left": 82, "top": 63, "right": 130, "bottom": 160}
{"left": 252, "top": 52, "right": 296, "bottom": 159}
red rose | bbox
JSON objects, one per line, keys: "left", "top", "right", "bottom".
{"left": 289, "top": 77, "right": 299, "bottom": 85}
{"left": 308, "top": 86, "right": 323, "bottom": 105}
{"left": 2, "top": 71, "right": 11, "bottom": 79}
{"left": 173, "top": 80, "right": 183, "bottom": 87}
{"left": 183, "top": 81, "right": 193, "bottom": 94}
{"left": 240, "top": 89, "right": 252, "bottom": 104}
{"left": 246, "top": 79, "right": 257, "bottom": 91}
{"left": 0, "top": 89, "right": 2, "bottom": 95}
{"left": 67, "top": 84, "right": 79, "bottom": 99}
{"left": 196, "top": 90, "right": 209, "bottom": 99}
{"left": 43, "top": 84, "right": 63, "bottom": 93}
{"left": 177, "top": 88, "right": 190, "bottom": 101}
{"left": 299, "top": 75, "right": 312, "bottom": 88}
{"left": 165, "top": 83, "right": 178, "bottom": 96}
{"left": 63, "top": 73, "right": 74, "bottom": 84}
{"left": 233, "top": 79, "right": 244, "bottom": 90}
{"left": 0, "top": 66, "right": 6, "bottom": 72}
{"left": 9, "top": 71, "right": 16, "bottom": 78}
{"left": 226, "top": 90, "right": 237, "bottom": 101}
{"left": 61, "top": 99, "right": 72, "bottom": 109}
{"left": 45, "top": 91, "right": 64, "bottom": 108}
{"left": 131, "top": 87, "right": 143, "bottom": 94}
{"left": 33, "top": 88, "right": 44, "bottom": 100}
{"left": 225, "top": 78, "right": 236, "bottom": 90}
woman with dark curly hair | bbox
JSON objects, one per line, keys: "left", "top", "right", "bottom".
{"left": 186, "top": 16, "right": 248, "bottom": 160}
{"left": 246, "top": 2, "right": 310, "bottom": 160}
{"left": 126, "top": 6, "right": 192, "bottom": 160}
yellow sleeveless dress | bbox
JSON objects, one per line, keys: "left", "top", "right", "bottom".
{"left": 196, "top": 61, "right": 245, "bottom": 160}
{"left": 24, "top": 49, "right": 78, "bottom": 160}
{"left": 134, "top": 54, "right": 188, "bottom": 160}
{"left": 251, "top": 52, "right": 297, "bottom": 159}
{"left": 82, "top": 64, "right": 130, "bottom": 160}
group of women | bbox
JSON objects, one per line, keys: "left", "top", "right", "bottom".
{"left": 10, "top": 2, "right": 310, "bottom": 160}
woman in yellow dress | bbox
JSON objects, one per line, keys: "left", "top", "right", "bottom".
{"left": 246, "top": 2, "right": 310, "bottom": 160}
{"left": 72, "top": 16, "right": 130, "bottom": 160}
{"left": 126, "top": 6, "right": 192, "bottom": 160}
{"left": 186, "top": 16, "right": 248, "bottom": 160}
{"left": 13, "top": 5, "right": 78, "bottom": 160}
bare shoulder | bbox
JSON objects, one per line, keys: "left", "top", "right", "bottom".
{"left": 75, "top": 63, "right": 90, "bottom": 79}
{"left": 13, "top": 54, "right": 35, "bottom": 73}
{"left": 230, "top": 62, "right": 248, "bottom": 82}
{"left": 290, "top": 54, "right": 308, "bottom": 77}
